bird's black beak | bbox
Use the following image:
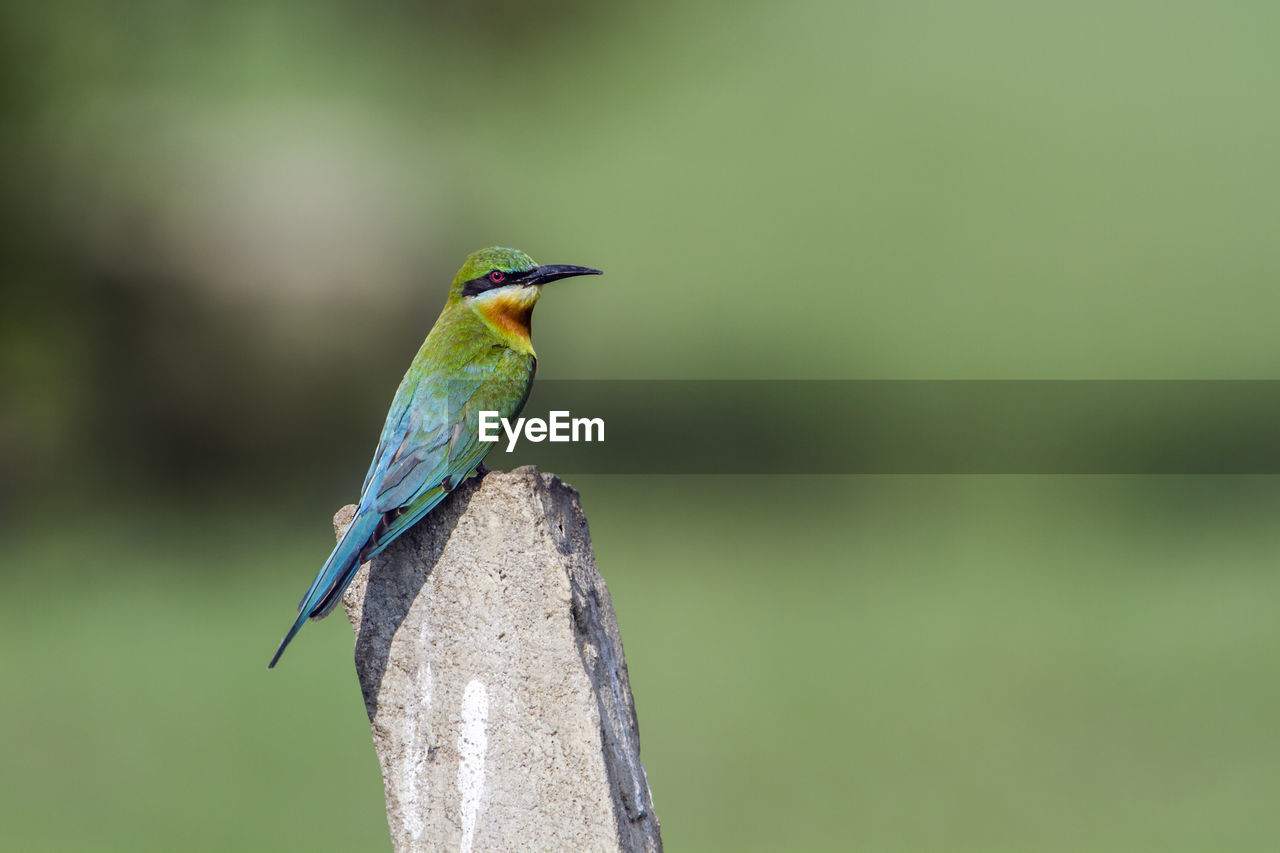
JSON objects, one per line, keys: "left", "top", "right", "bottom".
{"left": 527, "top": 264, "right": 603, "bottom": 285}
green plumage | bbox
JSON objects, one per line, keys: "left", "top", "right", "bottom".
{"left": 269, "top": 247, "right": 601, "bottom": 667}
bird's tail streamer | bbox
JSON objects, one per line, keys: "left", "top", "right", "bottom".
{"left": 268, "top": 510, "right": 381, "bottom": 668}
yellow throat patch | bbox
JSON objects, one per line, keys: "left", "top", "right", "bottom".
{"left": 474, "top": 286, "right": 541, "bottom": 353}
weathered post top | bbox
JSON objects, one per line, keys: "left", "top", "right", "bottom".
{"left": 337, "top": 466, "right": 661, "bottom": 853}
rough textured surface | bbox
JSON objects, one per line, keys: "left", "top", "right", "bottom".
{"left": 337, "top": 466, "right": 661, "bottom": 853}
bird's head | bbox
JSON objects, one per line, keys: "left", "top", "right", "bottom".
{"left": 450, "top": 246, "right": 601, "bottom": 304}
{"left": 447, "top": 247, "right": 601, "bottom": 348}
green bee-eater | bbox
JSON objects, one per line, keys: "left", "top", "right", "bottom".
{"left": 269, "top": 247, "right": 601, "bottom": 667}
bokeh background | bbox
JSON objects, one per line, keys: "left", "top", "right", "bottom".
{"left": 3, "top": 1, "right": 1279, "bottom": 850}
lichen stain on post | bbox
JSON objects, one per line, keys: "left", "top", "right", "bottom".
{"left": 400, "top": 660, "right": 432, "bottom": 844}
{"left": 458, "top": 679, "right": 489, "bottom": 853}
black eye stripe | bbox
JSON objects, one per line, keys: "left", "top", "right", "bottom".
{"left": 461, "top": 269, "right": 531, "bottom": 297}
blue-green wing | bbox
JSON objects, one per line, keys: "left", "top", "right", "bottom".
{"left": 270, "top": 340, "right": 535, "bottom": 664}
{"left": 359, "top": 348, "right": 535, "bottom": 544}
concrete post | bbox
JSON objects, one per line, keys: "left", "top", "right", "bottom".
{"left": 337, "top": 466, "right": 661, "bottom": 852}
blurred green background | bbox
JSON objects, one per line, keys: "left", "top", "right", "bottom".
{"left": 3, "top": 1, "right": 1278, "bottom": 851}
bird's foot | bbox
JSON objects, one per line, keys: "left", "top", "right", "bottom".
{"left": 476, "top": 462, "right": 492, "bottom": 478}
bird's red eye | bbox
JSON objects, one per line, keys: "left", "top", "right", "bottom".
{"left": 488, "top": 270, "right": 505, "bottom": 283}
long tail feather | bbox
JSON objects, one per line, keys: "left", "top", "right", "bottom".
{"left": 267, "top": 510, "right": 381, "bottom": 668}
{"left": 267, "top": 610, "right": 310, "bottom": 670}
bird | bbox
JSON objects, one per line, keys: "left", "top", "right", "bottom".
{"left": 268, "top": 247, "right": 601, "bottom": 668}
